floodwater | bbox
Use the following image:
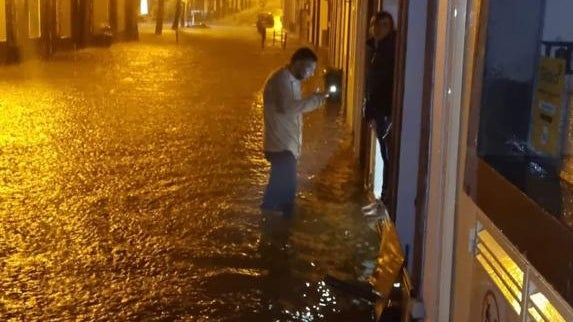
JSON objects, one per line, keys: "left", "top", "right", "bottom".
{"left": 0, "top": 25, "right": 379, "bottom": 321}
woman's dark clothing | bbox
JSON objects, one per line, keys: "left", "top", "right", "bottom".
{"left": 364, "top": 31, "right": 396, "bottom": 123}
{"left": 364, "top": 31, "right": 396, "bottom": 199}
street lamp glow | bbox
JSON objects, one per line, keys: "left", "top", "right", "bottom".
{"left": 140, "top": 0, "right": 148, "bottom": 15}
{"left": 273, "top": 15, "right": 282, "bottom": 31}
{"left": 329, "top": 85, "right": 337, "bottom": 93}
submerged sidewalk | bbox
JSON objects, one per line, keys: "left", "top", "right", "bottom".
{"left": 1, "top": 17, "right": 381, "bottom": 321}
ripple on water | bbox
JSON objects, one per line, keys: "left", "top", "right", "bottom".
{"left": 0, "top": 28, "right": 378, "bottom": 321}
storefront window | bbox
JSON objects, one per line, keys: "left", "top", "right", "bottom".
{"left": 471, "top": 0, "right": 573, "bottom": 304}
{"left": 477, "top": 0, "right": 573, "bottom": 229}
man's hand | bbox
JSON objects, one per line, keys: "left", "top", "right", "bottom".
{"left": 312, "top": 92, "right": 327, "bottom": 106}
{"left": 314, "top": 88, "right": 329, "bottom": 99}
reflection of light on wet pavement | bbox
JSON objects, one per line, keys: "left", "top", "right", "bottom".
{"left": 281, "top": 281, "right": 339, "bottom": 321}
{"left": 0, "top": 24, "right": 378, "bottom": 320}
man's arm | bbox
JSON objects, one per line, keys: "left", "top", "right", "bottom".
{"left": 275, "top": 74, "right": 324, "bottom": 114}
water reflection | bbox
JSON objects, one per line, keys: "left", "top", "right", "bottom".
{"left": 0, "top": 26, "right": 378, "bottom": 321}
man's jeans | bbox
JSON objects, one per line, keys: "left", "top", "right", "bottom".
{"left": 261, "top": 151, "right": 297, "bottom": 215}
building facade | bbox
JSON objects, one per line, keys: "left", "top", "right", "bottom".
{"left": 0, "top": 0, "right": 139, "bottom": 64}
{"left": 145, "top": 0, "right": 252, "bottom": 20}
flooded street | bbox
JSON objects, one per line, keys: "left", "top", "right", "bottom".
{"left": 0, "top": 25, "right": 379, "bottom": 321}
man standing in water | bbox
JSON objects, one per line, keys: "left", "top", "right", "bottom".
{"left": 261, "top": 47, "right": 326, "bottom": 216}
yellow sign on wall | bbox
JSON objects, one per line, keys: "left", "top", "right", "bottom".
{"left": 530, "top": 58, "right": 567, "bottom": 157}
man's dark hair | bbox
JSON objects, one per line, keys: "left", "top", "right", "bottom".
{"left": 290, "top": 47, "right": 318, "bottom": 63}
{"left": 373, "top": 11, "right": 395, "bottom": 29}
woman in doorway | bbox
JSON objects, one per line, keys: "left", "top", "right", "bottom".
{"left": 363, "top": 11, "right": 396, "bottom": 214}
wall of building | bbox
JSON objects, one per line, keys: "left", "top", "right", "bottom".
{"left": 0, "top": 0, "right": 6, "bottom": 42}
{"left": 117, "top": 0, "right": 126, "bottom": 32}
{"left": 308, "top": 0, "right": 316, "bottom": 45}
{"left": 282, "top": 0, "right": 296, "bottom": 32}
{"left": 383, "top": 0, "right": 398, "bottom": 21}
{"left": 422, "top": 0, "right": 467, "bottom": 319}
{"left": 318, "top": 0, "right": 327, "bottom": 46}
{"left": 93, "top": 0, "right": 110, "bottom": 33}
{"left": 394, "top": 0, "right": 427, "bottom": 272}
{"left": 28, "top": 0, "right": 42, "bottom": 39}
{"left": 344, "top": 0, "right": 366, "bottom": 132}
{"left": 0, "top": 0, "right": 140, "bottom": 64}
{"left": 58, "top": 0, "right": 72, "bottom": 38}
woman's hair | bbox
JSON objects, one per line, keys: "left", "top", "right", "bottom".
{"left": 290, "top": 47, "right": 318, "bottom": 63}
{"left": 372, "top": 11, "right": 395, "bottom": 29}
